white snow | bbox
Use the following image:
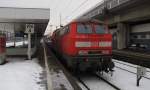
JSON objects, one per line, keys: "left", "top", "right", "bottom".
{"left": 101, "top": 59, "right": 150, "bottom": 90}
{"left": 79, "top": 59, "right": 150, "bottom": 90}
{"left": 0, "top": 57, "right": 46, "bottom": 90}
{"left": 114, "top": 60, "right": 150, "bottom": 79}
{"left": 107, "top": 67, "right": 150, "bottom": 90}
{"left": 50, "top": 70, "right": 74, "bottom": 90}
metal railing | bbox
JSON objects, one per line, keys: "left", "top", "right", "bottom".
{"left": 80, "top": 0, "right": 131, "bottom": 19}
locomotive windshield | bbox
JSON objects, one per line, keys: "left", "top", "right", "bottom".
{"left": 77, "top": 24, "right": 92, "bottom": 34}
{"left": 95, "top": 25, "right": 105, "bottom": 34}
{"left": 77, "top": 23, "right": 106, "bottom": 34}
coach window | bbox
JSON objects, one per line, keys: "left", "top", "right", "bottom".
{"left": 141, "top": 35, "right": 146, "bottom": 39}
{"left": 133, "top": 35, "right": 138, "bottom": 39}
{"left": 77, "top": 24, "right": 92, "bottom": 34}
{"left": 147, "top": 34, "right": 150, "bottom": 39}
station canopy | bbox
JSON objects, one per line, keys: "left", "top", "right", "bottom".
{"left": 0, "top": 7, "right": 50, "bottom": 23}
{"left": 0, "top": 7, "right": 50, "bottom": 56}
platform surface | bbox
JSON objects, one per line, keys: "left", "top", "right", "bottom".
{"left": 0, "top": 57, "right": 46, "bottom": 90}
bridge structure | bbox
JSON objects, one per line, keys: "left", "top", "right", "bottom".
{"left": 77, "top": 0, "right": 150, "bottom": 50}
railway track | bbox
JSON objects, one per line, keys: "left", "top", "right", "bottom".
{"left": 76, "top": 76, "right": 90, "bottom": 90}
{"left": 115, "top": 64, "right": 150, "bottom": 80}
{"left": 113, "top": 50, "right": 150, "bottom": 58}
{"left": 114, "top": 60, "right": 150, "bottom": 73}
{"left": 75, "top": 60, "right": 150, "bottom": 90}
{"left": 75, "top": 72, "right": 121, "bottom": 90}
{"left": 93, "top": 73, "right": 121, "bottom": 90}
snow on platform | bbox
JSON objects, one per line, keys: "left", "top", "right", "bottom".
{"left": 0, "top": 57, "right": 46, "bottom": 90}
{"left": 50, "top": 70, "right": 74, "bottom": 90}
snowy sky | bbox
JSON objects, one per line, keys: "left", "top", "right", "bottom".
{"left": 0, "top": 0, "right": 103, "bottom": 34}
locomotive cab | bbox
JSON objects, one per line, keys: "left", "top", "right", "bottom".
{"left": 75, "top": 22, "right": 112, "bottom": 56}
{"left": 71, "top": 22, "right": 113, "bottom": 71}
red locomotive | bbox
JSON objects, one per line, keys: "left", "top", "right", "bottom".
{"left": 51, "top": 19, "right": 114, "bottom": 72}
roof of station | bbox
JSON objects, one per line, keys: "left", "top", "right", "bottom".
{"left": 0, "top": 7, "right": 50, "bottom": 23}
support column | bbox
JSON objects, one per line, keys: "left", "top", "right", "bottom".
{"left": 117, "top": 23, "right": 130, "bottom": 49}
{"left": 126, "top": 24, "right": 130, "bottom": 48}
{"left": 27, "top": 33, "right": 31, "bottom": 60}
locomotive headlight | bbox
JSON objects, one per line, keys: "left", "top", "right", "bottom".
{"left": 99, "top": 41, "right": 112, "bottom": 47}
{"left": 75, "top": 41, "right": 91, "bottom": 47}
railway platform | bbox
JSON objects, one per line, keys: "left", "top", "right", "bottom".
{"left": 113, "top": 50, "right": 150, "bottom": 68}
{"left": 42, "top": 42, "right": 82, "bottom": 90}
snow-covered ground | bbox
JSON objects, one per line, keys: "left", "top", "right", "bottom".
{"left": 79, "top": 59, "right": 150, "bottom": 90}
{"left": 104, "top": 60, "right": 150, "bottom": 90}
{"left": 114, "top": 60, "right": 150, "bottom": 79}
{"left": 50, "top": 70, "right": 74, "bottom": 90}
{"left": 0, "top": 57, "right": 46, "bottom": 90}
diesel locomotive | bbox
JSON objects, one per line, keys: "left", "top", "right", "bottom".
{"left": 51, "top": 19, "right": 114, "bottom": 72}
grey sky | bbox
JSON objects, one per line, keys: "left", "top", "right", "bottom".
{"left": 0, "top": 0, "right": 103, "bottom": 34}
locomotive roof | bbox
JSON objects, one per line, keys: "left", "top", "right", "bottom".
{"left": 52, "top": 19, "right": 105, "bottom": 33}
{"left": 72, "top": 19, "right": 104, "bottom": 24}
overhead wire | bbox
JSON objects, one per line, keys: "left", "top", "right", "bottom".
{"left": 50, "top": 0, "right": 64, "bottom": 27}
{"left": 51, "top": 0, "right": 94, "bottom": 26}
{"left": 52, "top": 0, "right": 60, "bottom": 10}
{"left": 63, "top": 0, "right": 90, "bottom": 21}
{"left": 60, "top": 0, "right": 73, "bottom": 25}
{"left": 63, "top": 0, "right": 73, "bottom": 12}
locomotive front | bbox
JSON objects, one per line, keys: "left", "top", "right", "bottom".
{"left": 62, "top": 20, "right": 115, "bottom": 72}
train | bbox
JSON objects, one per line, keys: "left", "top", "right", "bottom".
{"left": 51, "top": 19, "right": 114, "bottom": 72}
{"left": 129, "top": 23, "right": 150, "bottom": 52}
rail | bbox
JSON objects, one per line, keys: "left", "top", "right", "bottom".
{"left": 115, "top": 66, "right": 150, "bottom": 80}
{"left": 76, "top": 73, "right": 121, "bottom": 90}
{"left": 94, "top": 73, "right": 121, "bottom": 90}
{"left": 114, "top": 61, "right": 150, "bottom": 80}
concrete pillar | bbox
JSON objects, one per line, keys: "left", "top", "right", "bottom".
{"left": 126, "top": 24, "right": 130, "bottom": 48}
{"left": 117, "top": 23, "right": 130, "bottom": 49}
